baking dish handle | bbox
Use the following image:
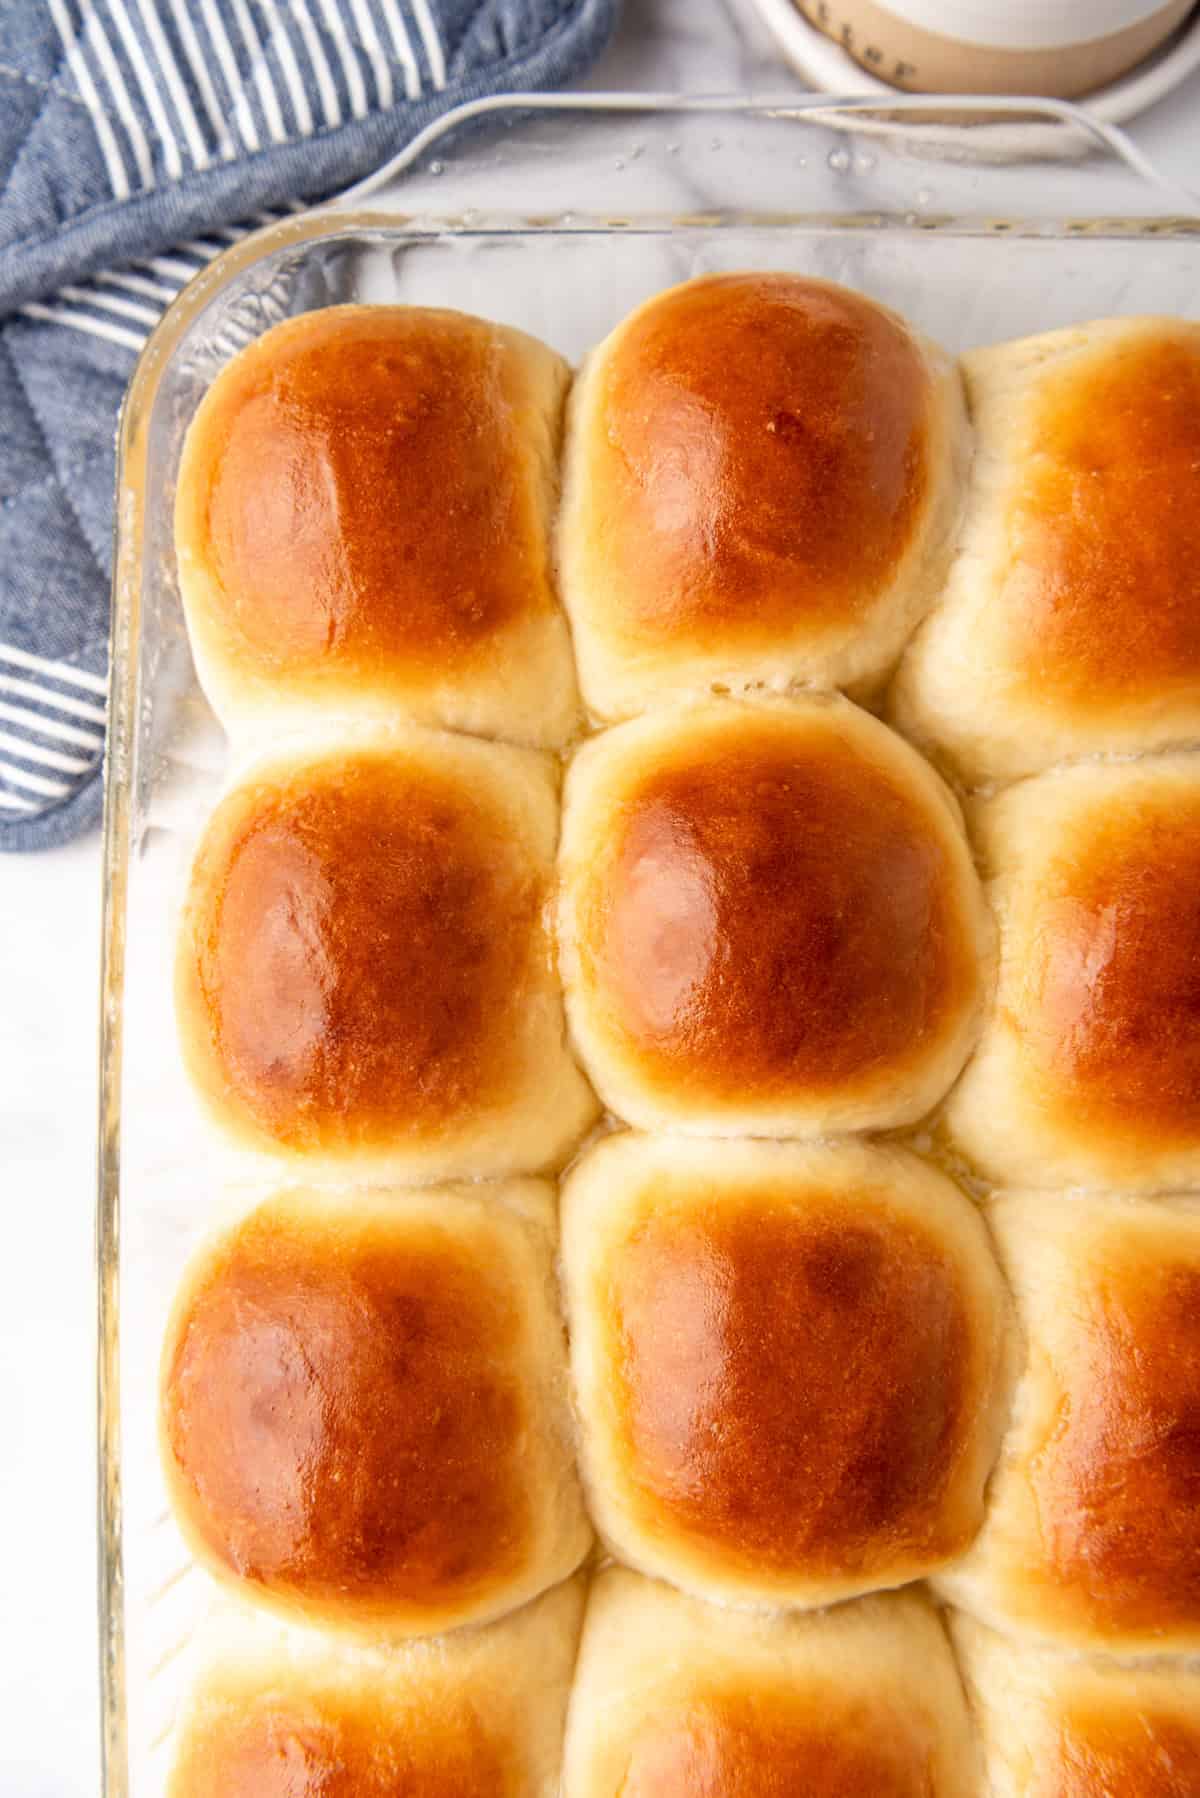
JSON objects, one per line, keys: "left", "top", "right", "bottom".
{"left": 338, "top": 90, "right": 1196, "bottom": 214}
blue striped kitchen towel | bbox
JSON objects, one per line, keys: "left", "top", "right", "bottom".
{"left": 0, "top": 0, "right": 617, "bottom": 851}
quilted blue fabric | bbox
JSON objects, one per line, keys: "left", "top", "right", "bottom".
{"left": 0, "top": 0, "right": 617, "bottom": 850}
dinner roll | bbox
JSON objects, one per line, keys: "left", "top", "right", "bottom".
{"left": 559, "top": 694, "right": 990, "bottom": 1137}
{"left": 175, "top": 728, "right": 597, "bottom": 1180}
{"left": 892, "top": 317, "right": 1200, "bottom": 782}
{"left": 562, "top": 1568, "right": 978, "bottom": 1796}
{"left": 559, "top": 272, "right": 967, "bottom": 720}
{"left": 945, "top": 755, "right": 1200, "bottom": 1192}
{"left": 938, "top": 1192, "right": 1200, "bottom": 1656}
{"left": 953, "top": 1612, "right": 1200, "bottom": 1797}
{"left": 169, "top": 1576, "right": 585, "bottom": 1797}
{"left": 175, "top": 305, "right": 579, "bottom": 747}
{"left": 561, "top": 1134, "right": 1009, "bottom": 1609}
{"left": 159, "top": 1184, "right": 591, "bottom": 1637}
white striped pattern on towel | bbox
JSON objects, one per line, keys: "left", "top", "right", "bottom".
{"left": 0, "top": 644, "right": 109, "bottom": 816}
{"left": 16, "top": 204, "right": 306, "bottom": 350}
{"left": 45, "top": 0, "right": 450, "bottom": 195}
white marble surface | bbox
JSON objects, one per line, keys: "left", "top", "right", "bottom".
{"left": 2, "top": 3, "right": 1199, "bottom": 1791}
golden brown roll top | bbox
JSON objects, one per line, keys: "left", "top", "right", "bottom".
{"left": 169, "top": 1577, "right": 585, "bottom": 1797}
{"left": 559, "top": 694, "right": 990, "bottom": 1137}
{"left": 159, "top": 1185, "right": 591, "bottom": 1637}
{"left": 562, "top": 1569, "right": 978, "bottom": 1796}
{"left": 561, "top": 1134, "right": 1009, "bottom": 1609}
{"left": 175, "top": 305, "right": 579, "bottom": 747}
{"left": 954, "top": 1614, "right": 1200, "bottom": 1797}
{"left": 175, "top": 728, "right": 597, "bottom": 1179}
{"left": 893, "top": 317, "right": 1200, "bottom": 782}
{"left": 940, "top": 1193, "right": 1200, "bottom": 1657}
{"left": 945, "top": 755, "right": 1200, "bottom": 1192}
{"left": 559, "top": 272, "right": 967, "bottom": 720}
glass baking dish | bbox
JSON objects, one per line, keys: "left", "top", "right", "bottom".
{"left": 97, "top": 93, "right": 1200, "bottom": 1797}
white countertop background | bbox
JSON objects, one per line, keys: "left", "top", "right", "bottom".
{"left": 3, "top": 1, "right": 1198, "bottom": 1789}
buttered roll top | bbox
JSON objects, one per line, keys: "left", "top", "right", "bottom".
{"left": 893, "top": 318, "right": 1200, "bottom": 781}
{"left": 559, "top": 272, "right": 967, "bottom": 718}
{"left": 159, "top": 1185, "right": 591, "bottom": 1637}
{"left": 954, "top": 1615, "right": 1200, "bottom": 1798}
{"left": 175, "top": 305, "right": 579, "bottom": 746}
{"left": 946, "top": 755, "right": 1200, "bottom": 1192}
{"left": 562, "top": 1571, "right": 978, "bottom": 1797}
{"left": 561, "top": 1134, "right": 1009, "bottom": 1609}
{"left": 559, "top": 695, "right": 990, "bottom": 1137}
{"left": 168, "top": 1578, "right": 585, "bottom": 1797}
{"left": 939, "top": 1193, "right": 1200, "bottom": 1657}
{"left": 175, "top": 729, "right": 597, "bottom": 1179}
